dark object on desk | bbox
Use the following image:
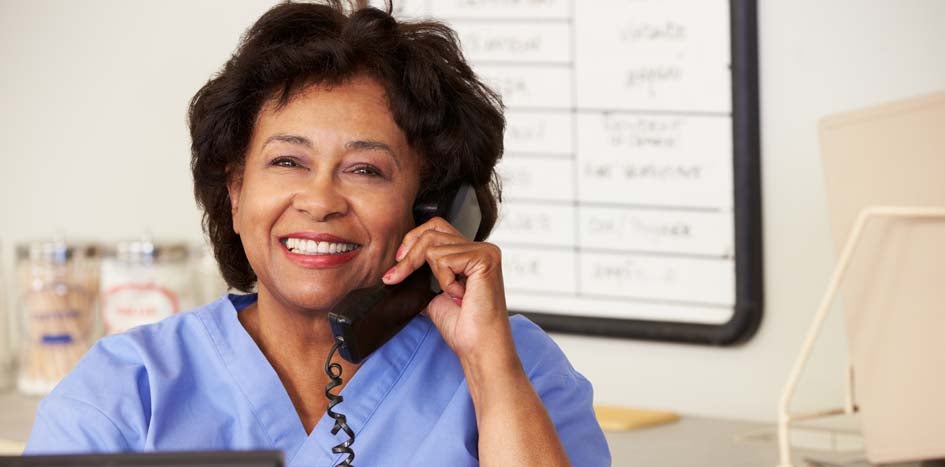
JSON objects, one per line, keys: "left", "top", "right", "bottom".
{"left": 805, "top": 457, "right": 945, "bottom": 467}
{"left": 0, "top": 450, "right": 283, "bottom": 466}
{"left": 803, "top": 458, "right": 871, "bottom": 467}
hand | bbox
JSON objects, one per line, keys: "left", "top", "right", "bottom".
{"left": 381, "top": 217, "right": 515, "bottom": 364}
{"left": 383, "top": 217, "right": 572, "bottom": 467}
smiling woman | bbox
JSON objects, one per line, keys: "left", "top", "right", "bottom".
{"left": 22, "top": 2, "right": 610, "bottom": 467}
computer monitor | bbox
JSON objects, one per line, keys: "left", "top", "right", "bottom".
{"left": 0, "top": 450, "right": 283, "bottom": 467}
{"left": 820, "top": 90, "right": 945, "bottom": 464}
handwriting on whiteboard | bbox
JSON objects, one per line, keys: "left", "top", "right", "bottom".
{"left": 455, "top": 23, "right": 570, "bottom": 63}
{"left": 500, "top": 246, "right": 734, "bottom": 305}
{"left": 491, "top": 203, "right": 733, "bottom": 256}
{"left": 504, "top": 111, "right": 572, "bottom": 155}
{"left": 580, "top": 206, "right": 733, "bottom": 256}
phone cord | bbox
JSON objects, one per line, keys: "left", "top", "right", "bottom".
{"left": 324, "top": 340, "right": 356, "bottom": 467}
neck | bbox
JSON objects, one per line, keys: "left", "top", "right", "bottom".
{"left": 247, "top": 291, "right": 334, "bottom": 352}
{"left": 238, "top": 289, "right": 359, "bottom": 433}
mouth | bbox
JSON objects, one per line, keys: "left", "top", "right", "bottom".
{"left": 279, "top": 234, "right": 362, "bottom": 256}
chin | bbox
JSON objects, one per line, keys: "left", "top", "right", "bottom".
{"left": 283, "top": 283, "right": 355, "bottom": 313}
{"left": 260, "top": 270, "right": 376, "bottom": 313}
{"left": 287, "top": 292, "right": 342, "bottom": 314}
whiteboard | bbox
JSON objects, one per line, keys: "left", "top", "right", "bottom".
{"left": 375, "top": 0, "right": 763, "bottom": 344}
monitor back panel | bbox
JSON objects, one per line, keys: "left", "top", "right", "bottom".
{"left": 0, "top": 450, "right": 284, "bottom": 467}
{"left": 819, "top": 90, "right": 945, "bottom": 464}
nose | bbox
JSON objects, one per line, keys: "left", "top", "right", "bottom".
{"left": 292, "top": 172, "right": 349, "bottom": 222}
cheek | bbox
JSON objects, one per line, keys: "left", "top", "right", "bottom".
{"left": 237, "top": 180, "right": 287, "bottom": 236}
{"left": 364, "top": 201, "right": 414, "bottom": 246}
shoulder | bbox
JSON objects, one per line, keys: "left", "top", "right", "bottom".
{"left": 27, "top": 297, "right": 233, "bottom": 452}
{"left": 51, "top": 295, "right": 234, "bottom": 398}
{"left": 507, "top": 315, "right": 612, "bottom": 466}
{"left": 76, "top": 296, "right": 226, "bottom": 374}
{"left": 508, "top": 314, "right": 586, "bottom": 383}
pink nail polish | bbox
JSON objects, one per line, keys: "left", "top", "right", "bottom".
{"left": 451, "top": 296, "right": 462, "bottom": 306}
{"left": 395, "top": 245, "right": 405, "bottom": 261}
{"left": 383, "top": 266, "right": 396, "bottom": 282}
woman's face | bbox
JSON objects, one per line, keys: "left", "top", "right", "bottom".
{"left": 229, "top": 75, "right": 422, "bottom": 313}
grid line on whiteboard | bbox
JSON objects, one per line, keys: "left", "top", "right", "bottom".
{"left": 426, "top": 17, "right": 572, "bottom": 24}
{"left": 495, "top": 106, "right": 731, "bottom": 117}
{"left": 472, "top": 61, "right": 572, "bottom": 68}
{"left": 496, "top": 242, "right": 733, "bottom": 260}
{"left": 498, "top": 197, "right": 728, "bottom": 213}
{"left": 569, "top": 0, "right": 581, "bottom": 296}
{"left": 503, "top": 151, "right": 573, "bottom": 159}
{"left": 505, "top": 288, "right": 732, "bottom": 309}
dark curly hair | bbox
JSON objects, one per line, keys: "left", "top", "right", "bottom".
{"left": 189, "top": 1, "right": 505, "bottom": 292}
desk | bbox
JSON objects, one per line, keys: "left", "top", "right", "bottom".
{"left": 0, "top": 391, "right": 39, "bottom": 446}
{"left": 0, "top": 390, "right": 880, "bottom": 466}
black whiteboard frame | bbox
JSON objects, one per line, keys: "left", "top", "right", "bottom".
{"left": 517, "top": 0, "right": 763, "bottom": 345}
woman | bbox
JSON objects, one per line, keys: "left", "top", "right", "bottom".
{"left": 25, "top": 2, "right": 610, "bottom": 466}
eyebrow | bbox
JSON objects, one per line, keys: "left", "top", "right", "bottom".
{"left": 262, "top": 134, "right": 400, "bottom": 168}
{"left": 345, "top": 140, "right": 400, "bottom": 169}
{"left": 263, "top": 133, "right": 312, "bottom": 148}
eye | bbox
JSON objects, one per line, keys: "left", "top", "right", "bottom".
{"left": 350, "top": 164, "right": 383, "bottom": 177}
{"left": 270, "top": 156, "right": 301, "bottom": 168}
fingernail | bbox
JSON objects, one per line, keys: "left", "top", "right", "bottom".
{"left": 395, "top": 245, "right": 405, "bottom": 261}
{"left": 451, "top": 296, "right": 462, "bottom": 306}
{"left": 382, "top": 266, "right": 396, "bottom": 282}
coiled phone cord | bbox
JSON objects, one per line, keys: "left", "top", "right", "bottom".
{"left": 324, "top": 340, "right": 355, "bottom": 466}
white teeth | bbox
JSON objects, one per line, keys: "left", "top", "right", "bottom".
{"left": 284, "top": 238, "right": 358, "bottom": 256}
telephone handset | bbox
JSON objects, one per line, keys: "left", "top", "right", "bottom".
{"left": 323, "top": 184, "right": 481, "bottom": 466}
{"left": 327, "top": 184, "right": 482, "bottom": 364}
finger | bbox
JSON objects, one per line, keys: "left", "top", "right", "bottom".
{"left": 418, "top": 249, "right": 468, "bottom": 300}
{"left": 384, "top": 241, "right": 492, "bottom": 305}
{"left": 431, "top": 261, "right": 466, "bottom": 299}
{"left": 383, "top": 230, "right": 466, "bottom": 285}
{"left": 424, "top": 245, "right": 499, "bottom": 299}
{"left": 441, "top": 278, "right": 466, "bottom": 301}
{"left": 396, "top": 216, "right": 463, "bottom": 261}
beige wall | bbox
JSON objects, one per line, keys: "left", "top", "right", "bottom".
{"left": 2, "top": 0, "right": 944, "bottom": 421}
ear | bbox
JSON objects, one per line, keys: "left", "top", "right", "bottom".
{"left": 226, "top": 169, "right": 243, "bottom": 235}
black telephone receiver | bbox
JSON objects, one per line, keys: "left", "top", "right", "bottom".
{"left": 327, "top": 184, "right": 482, "bottom": 364}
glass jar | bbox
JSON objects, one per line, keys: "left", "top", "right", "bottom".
{"left": 100, "top": 238, "right": 195, "bottom": 335}
{"left": 16, "top": 240, "right": 101, "bottom": 395}
{"left": 191, "top": 241, "right": 229, "bottom": 305}
{"left": 0, "top": 242, "right": 14, "bottom": 391}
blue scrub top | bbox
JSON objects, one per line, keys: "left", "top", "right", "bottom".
{"left": 25, "top": 294, "right": 610, "bottom": 466}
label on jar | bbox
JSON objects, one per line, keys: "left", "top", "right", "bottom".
{"left": 17, "top": 258, "right": 99, "bottom": 395}
{"left": 100, "top": 259, "right": 192, "bottom": 334}
{"left": 101, "top": 283, "right": 180, "bottom": 334}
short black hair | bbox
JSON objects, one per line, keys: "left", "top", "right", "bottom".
{"left": 189, "top": 1, "right": 505, "bottom": 291}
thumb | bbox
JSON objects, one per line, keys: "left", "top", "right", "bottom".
{"left": 424, "top": 293, "right": 460, "bottom": 332}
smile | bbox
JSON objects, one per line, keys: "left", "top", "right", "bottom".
{"left": 281, "top": 238, "right": 360, "bottom": 256}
